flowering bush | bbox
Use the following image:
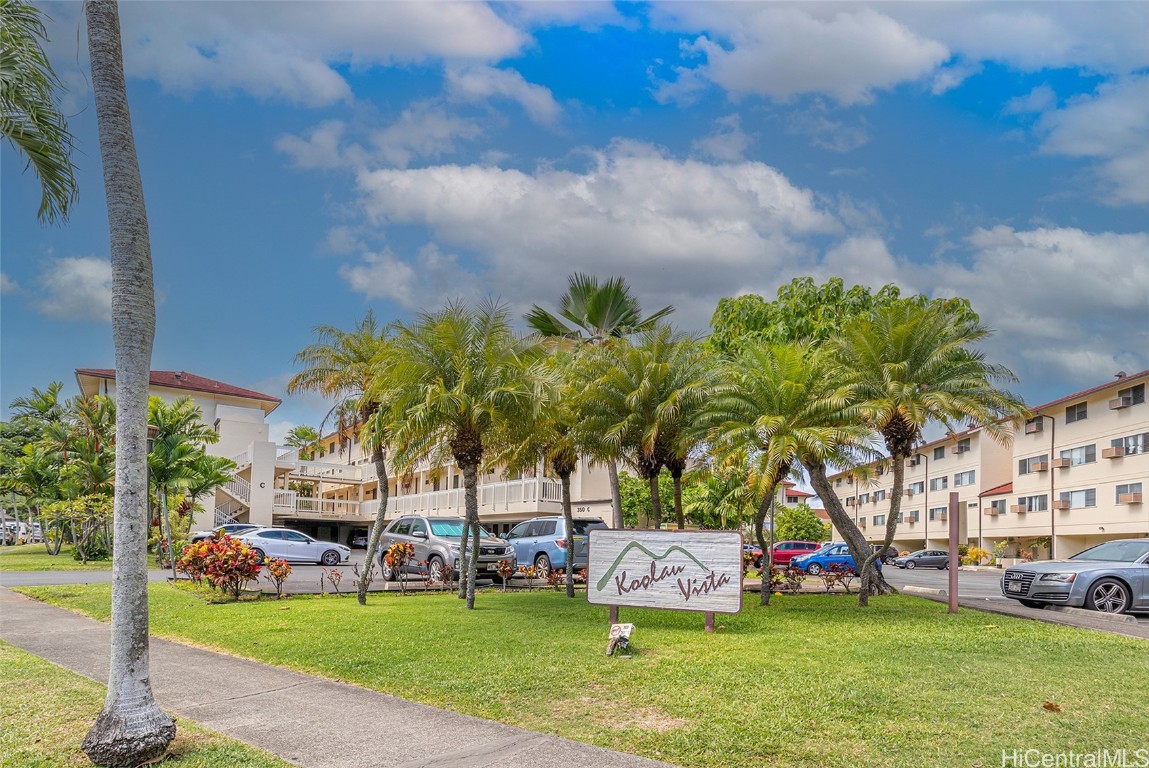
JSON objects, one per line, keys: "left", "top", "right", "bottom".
{"left": 817, "top": 562, "right": 857, "bottom": 593}
{"left": 963, "top": 546, "right": 990, "bottom": 566}
{"left": 517, "top": 564, "right": 537, "bottom": 591}
{"left": 770, "top": 564, "right": 805, "bottom": 593}
{"left": 384, "top": 542, "right": 415, "bottom": 594}
{"left": 263, "top": 558, "right": 292, "bottom": 599}
{"left": 495, "top": 559, "right": 515, "bottom": 591}
{"left": 176, "top": 535, "right": 262, "bottom": 600}
{"left": 322, "top": 567, "right": 344, "bottom": 596}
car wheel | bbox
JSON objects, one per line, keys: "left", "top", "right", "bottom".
{"left": 1085, "top": 578, "right": 1131, "bottom": 614}
{"left": 906, "top": 560, "right": 917, "bottom": 570}
{"left": 427, "top": 556, "right": 447, "bottom": 583}
{"left": 534, "top": 554, "right": 551, "bottom": 580}
{"left": 941, "top": 562, "right": 949, "bottom": 570}
{"left": 806, "top": 563, "right": 822, "bottom": 576}
{"left": 380, "top": 559, "right": 397, "bottom": 581}
{"left": 252, "top": 548, "right": 266, "bottom": 562}
{"left": 1018, "top": 599, "right": 1045, "bottom": 609}
{"left": 320, "top": 549, "right": 341, "bottom": 567}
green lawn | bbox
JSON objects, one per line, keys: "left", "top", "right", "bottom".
{"left": 19, "top": 585, "right": 1149, "bottom": 768}
{"left": 0, "top": 544, "right": 158, "bottom": 571}
{"left": 0, "top": 641, "right": 291, "bottom": 768}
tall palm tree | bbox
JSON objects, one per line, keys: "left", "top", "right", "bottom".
{"left": 831, "top": 300, "right": 1028, "bottom": 599}
{"left": 289, "top": 311, "right": 394, "bottom": 606}
{"left": 283, "top": 424, "right": 322, "bottom": 461}
{"left": 81, "top": 1, "right": 174, "bottom": 763}
{"left": 0, "top": 0, "right": 78, "bottom": 223}
{"left": 527, "top": 273, "right": 674, "bottom": 528}
{"left": 385, "top": 300, "right": 547, "bottom": 609}
{"left": 709, "top": 342, "right": 870, "bottom": 604}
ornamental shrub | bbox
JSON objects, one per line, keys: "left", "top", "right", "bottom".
{"left": 177, "top": 535, "right": 262, "bottom": 600}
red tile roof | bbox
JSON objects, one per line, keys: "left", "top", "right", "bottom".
{"left": 979, "top": 482, "right": 1013, "bottom": 498}
{"left": 75, "top": 369, "right": 281, "bottom": 404}
{"left": 1030, "top": 369, "right": 1148, "bottom": 414}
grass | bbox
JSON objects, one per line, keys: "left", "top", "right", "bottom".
{"left": 0, "top": 543, "right": 157, "bottom": 571}
{"left": 0, "top": 641, "right": 292, "bottom": 768}
{"left": 18, "top": 584, "right": 1149, "bottom": 768}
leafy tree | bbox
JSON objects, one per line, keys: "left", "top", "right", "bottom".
{"left": 386, "top": 301, "right": 548, "bottom": 609}
{"left": 527, "top": 273, "right": 674, "bottom": 528}
{"left": 831, "top": 300, "right": 1027, "bottom": 602}
{"left": 616, "top": 471, "right": 702, "bottom": 529}
{"left": 81, "top": 0, "right": 175, "bottom": 762}
{"left": 774, "top": 503, "right": 830, "bottom": 543}
{"left": 283, "top": 424, "right": 322, "bottom": 460}
{"left": 289, "top": 311, "right": 394, "bottom": 606}
{"left": 682, "top": 461, "right": 756, "bottom": 530}
{"left": 0, "top": 0, "right": 78, "bottom": 222}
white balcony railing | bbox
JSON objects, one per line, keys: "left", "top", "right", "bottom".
{"left": 290, "top": 460, "right": 364, "bottom": 483}
{"left": 223, "top": 475, "right": 251, "bottom": 503}
{"left": 390, "top": 477, "right": 563, "bottom": 516}
{"left": 275, "top": 446, "right": 299, "bottom": 465}
{"left": 292, "top": 497, "right": 366, "bottom": 518}
{"left": 230, "top": 449, "right": 251, "bottom": 468}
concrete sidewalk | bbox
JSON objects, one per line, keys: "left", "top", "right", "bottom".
{"left": 0, "top": 588, "right": 678, "bottom": 768}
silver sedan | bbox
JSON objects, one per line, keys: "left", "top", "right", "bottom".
{"left": 1001, "top": 538, "right": 1149, "bottom": 614}
{"left": 234, "top": 528, "right": 351, "bottom": 566}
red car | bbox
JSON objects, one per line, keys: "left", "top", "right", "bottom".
{"left": 770, "top": 540, "right": 823, "bottom": 566}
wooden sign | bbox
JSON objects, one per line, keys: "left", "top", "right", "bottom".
{"left": 586, "top": 530, "right": 743, "bottom": 615}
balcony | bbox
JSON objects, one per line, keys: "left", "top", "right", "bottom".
{"left": 1118, "top": 493, "right": 1143, "bottom": 505}
{"left": 390, "top": 477, "right": 563, "bottom": 517}
{"left": 1010, "top": 505, "right": 1027, "bottom": 514}
{"left": 272, "top": 491, "right": 374, "bottom": 521}
{"left": 1109, "top": 396, "right": 1133, "bottom": 410}
{"left": 1102, "top": 447, "right": 1125, "bottom": 459}
{"left": 1051, "top": 499, "right": 1070, "bottom": 510}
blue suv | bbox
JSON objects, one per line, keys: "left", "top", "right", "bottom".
{"left": 505, "top": 516, "right": 607, "bottom": 578}
{"left": 791, "top": 542, "right": 879, "bottom": 575}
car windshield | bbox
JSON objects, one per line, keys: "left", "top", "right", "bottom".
{"left": 429, "top": 519, "right": 494, "bottom": 538}
{"left": 1069, "top": 540, "right": 1149, "bottom": 563}
{"left": 572, "top": 520, "right": 606, "bottom": 535}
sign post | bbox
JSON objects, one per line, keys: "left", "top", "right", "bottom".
{"left": 587, "top": 530, "right": 743, "bottom": 632}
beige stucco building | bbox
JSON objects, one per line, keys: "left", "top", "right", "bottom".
{"left": 825, "top": 370, "right": 1148, "bottom": 559}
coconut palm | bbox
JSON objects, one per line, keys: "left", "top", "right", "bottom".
{"left": 831, "top": 300, "right": 1028, "bottom": 599}
{"left": 527, "top": 273, "right": 674, "bottom": 528}
{"left": 708, "top": 342, "right": 872, "bottom": 604}
{"left": 384, "top": 300, "right": 548, "bottom": 609}
{"left": 81, "top": 1, "right": 174, "bottom": 762}
{"left": 283, "top": 425, "right": 322, "bottom": 461}
{"left": 289, "top": 311, "right": 394, "bottom": 606}
{"left": 0, "top": 0, "right": 78, "bottom": 223}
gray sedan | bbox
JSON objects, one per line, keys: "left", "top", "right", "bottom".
{"left": 894, "top": 549, "right": 950, "bottom": 569}
{"left": 1001, "top": 538, "right": 1149, "bottom": 614}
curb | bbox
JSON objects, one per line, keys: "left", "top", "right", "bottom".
{"left": 1049, "top": 605, "right": 1140, "bottom": 624}
{"left": 903, "top": 585, "right": 947, "bottom": 597}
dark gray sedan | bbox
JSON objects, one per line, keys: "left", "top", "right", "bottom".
{"left": 1001, "top": 538, "right": 1149, "bottom": 614}
{"left": 894, "top": 549, "right": 949, "bottom": 569}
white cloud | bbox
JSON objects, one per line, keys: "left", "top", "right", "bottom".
{"left": 932, "top": 226, "right": 1149, "bottom": 385}
{"left": 445, "top": 65, "right": 561, "bottom": 124}
{"left": 275, "top": 120, "right": 363, "bottom": 170}
{"left": 1036, "top": 76, "right": 1149, "bottom": 205}
{"left": 34, "top": 257, "right": 113, "bottom": 323}
{"left": 338, "top": 244, "right": 479, "bottom": 309}
{"left": 654, "top": 6, "right": 949, "bottom": 105}
{"left": 500, "top": 1, "right": 630, "bottom": 31}
{"left": 786, "top": 102, "right": 870, "bottom": 152}
{"left": 818, "top": 236, "right": 911, "bottom": 293}
{"left": 0, "top": 273, "right": 18, "bottom": 294}
{"left": 1004, "top": 84, "right": 1057, "bottom": 115}
{"left": 692, "top": 114, "right": 752, "bottom": 161}
{"left": 353, "top": 140, "right": 840, "bottom": 327}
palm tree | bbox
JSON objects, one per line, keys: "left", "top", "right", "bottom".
{"left": 831, "top": 300, "right": 1028, "bottom": 600}
{"left": 283, "top": 425, "right": 322, "bottom": 461}
{"left": 708, "top": 342, "right": 872, "bottom": 605}
{"left": 527, "top": 273, "right": 673, "bottom": 528}
{"left": 289, "top": 311, "right": 394, "bottom": 606}
{"left": 385, "top": 300, "right": 547, "bottom": 609}
{"left": 0, "top": 0, "right": 78, "bottom": 223}
{"left": 81, "top": 1, "right": 174, "bottom": 763}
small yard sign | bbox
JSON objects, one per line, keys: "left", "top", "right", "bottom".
{"left": 587, "top": 530, "right": 743, "bottom": 615}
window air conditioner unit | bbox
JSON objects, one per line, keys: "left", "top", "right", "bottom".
{"left": 1051, "top": 499, "right": 1070, "bottom": 510}
{"left": 1102, "top": 447, "right": 1125, "bottom": 459}
{"left": 1109, "top": 396, "right": 1133, "bottom": 410}
{"left": 951, "top": 445, "right": 969, "bottom": 454}
{"left": 1049, "top": 458, "right": 1070, "bottom": 469}
{"left": 1118, "top": 493, "right": 1143, "bottom": 504}
{"left": 1024, "top": 420, "right": 1044, "bottom": 435}
{"left": 1010, "top": 505, "right": 1026, "bottom": 514}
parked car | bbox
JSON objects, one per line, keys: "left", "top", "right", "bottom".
{"left": 189, "top": 523, "right": 258, "bottom": 543}
{"left": 505, "top": 516, "right": 607, "bottom": 577}
{"left": 233, "top": 527, "right": 350, "bottom": 566}
{"left": 791, "top": 542, "right": 878, "bottom": 576}
{"left": 769, "top": 540, "right": 822, "bottom": 566}
{"left": 894, "top": 549, "right": 950, "bottom": 569}
{"left": 378, "top": 515, "right": 515, "bottom": 582}
{"left": 1000, "top": 538, "right": 1149, "bottom": 614}
{"left": 874, "top": 545, "right": 900, "bottom": 564}
{"left": 743, "top": 543, "right": 764, "bottom": 568}
{"left": 348, "top": 529, "right": 369, "bottom": 549}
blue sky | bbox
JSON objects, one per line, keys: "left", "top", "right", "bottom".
{"left": 2, "top": 1, "right": 1147, "bottom": 440}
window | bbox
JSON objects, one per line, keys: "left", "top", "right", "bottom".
{"left": 786, "top": 495, "right": 800, "bottom": 504}
{"left": 874, "top": 490, "right": 886, "bottom": 501}
{"left": 1017, "top": 495, "right": 1048, "bottom": 512}
{"left": 908, "top": 481, "right": 925, "bottom": 495}
{"left": 432, "top": 477, "right": 441, "bottom": 492}
{"left": 1018, "top": 454, "right": 1049, "bottom": 475}
{"left": 1116, "top": 383, "right": 1146, "bottom": 406}
{"left": 933, "top": 446, "right": 945, "bottom": 460}
{"left": 954, "top": 438, "right": 971, "bottom": 453}
{"left": 409, "top": 520, "right": 427, "bottom": 537}
{"left": 858, "top": 493, "right": 870, "bottom": 504}
{"left": 537, "top": 520, "right": 558, "bottom": 537}
{"left": 1060, "top": 445, "right": 1097, "bottom": 466}
{"left": 1059, "top": 489, "right": 1096, "bottom": 509}
{"left": 506, "top": 522, "right": 529, "bottom": 540}
{"left": 846, "top": 495, "right": 856, "bottom": 506}
{"left": 1113, "top": 433, "right": 1149, "bottom": 455}
{"left": 1116, "top": 483, "right": 1143, "bottom": 501}
{"left": 930, "top": 476, "right": 948, "bottom": 491}
{"left": 835, "top": 478, "right": 842, "bottom": 487}
{"left": 390, "top": 519, "right": 411, "bottom": 536}
{"left": 453, "top": 475, "right": 460, "bottom": 489}
{"left": 257, "top": 530, "right": 285, "bottom": 540}
{"left": 928, "top": 507, "right": 947, "bottom": 521}
{"left": 990, "top": 499, "right": 1007, "bottom": 515}
{"left": 954, "top": 470, "right": 976, "bottom": 487}
{"left": 873, "top": 515, "right": 886, "bottom": 526}
{"left": 285, "top": 531, "right": 311, "bottom": 542}
{"left": 905, "top": 510, "right": 920, "bottom": 522}
{"left": 1065, "top": 402, "right": 1087, "bottom": 423}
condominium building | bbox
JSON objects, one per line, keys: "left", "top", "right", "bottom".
{"left": 825, "top": 370, "right": 1148, "bottom": 559}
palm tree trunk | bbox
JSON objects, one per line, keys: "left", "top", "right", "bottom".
{"left": 456, "top": 516, "right": 470, "bottom": 599}
{"left": 82, "top": 2, "right": 175, "bottom": 763}
{"left": 159, "top": 487, "right": 174, "bottom": 571}
{"left": 862, "top": 456, "right": 905, "bottom": 599}
{"left": 754, "top": 493, "right": 773, "bottom": 606}
{"left": 357, "top": 445, "right": 389, "bottom": 605}
{"left": 560, "top": 471, "right": 575, "bottom": 598}
{"left": 647, "top": 472, "right": 663, "bottom": 529}
{"left": 462, "top": 462, "right": 481, "bottom": 609}
{"left": 804, "top": 459, "right": 892, "bottom": 606}
{"left": 672, "top": 472, "right": 684, "bottom": 530}
{"left": 607, "top": 459, "right": 623, "bottom": 529}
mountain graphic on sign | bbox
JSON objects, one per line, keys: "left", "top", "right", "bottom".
{"left": 595, "top": 542, "right": 710, "bottom": 591}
